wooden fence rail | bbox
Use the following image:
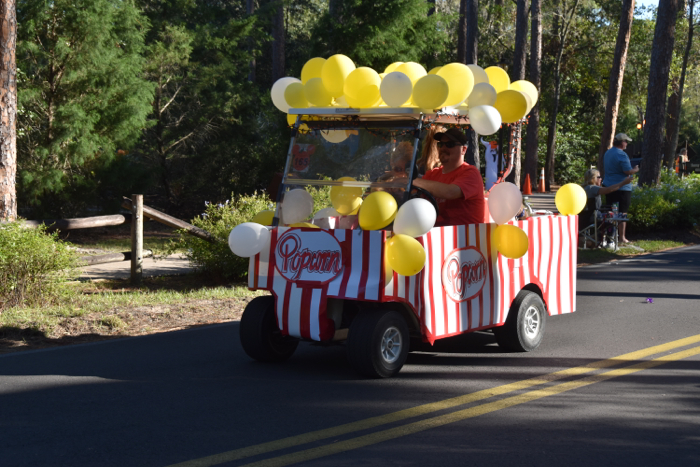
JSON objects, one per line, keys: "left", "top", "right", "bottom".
{"left": 16, "top": 195, "right": 215, "bottom": 284}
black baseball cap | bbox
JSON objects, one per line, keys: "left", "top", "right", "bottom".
{"left": 434, "top": 128, "right": 468, "bottom": 145}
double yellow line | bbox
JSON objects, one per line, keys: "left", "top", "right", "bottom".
{"left": 170, "top": 334, "right": 700, "bottom": 467}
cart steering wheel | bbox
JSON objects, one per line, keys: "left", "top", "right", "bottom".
{"left": 408, "top": 185, "right": 439, "bottom": 216}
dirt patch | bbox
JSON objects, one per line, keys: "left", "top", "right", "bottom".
{"left": 0, "top": 276, "right": 261, "bottom": 354}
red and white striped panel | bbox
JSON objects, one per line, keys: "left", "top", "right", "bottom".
{"left": 248, "top": 228, "right": 385, "bottom": 341}
{"left": 383, "top": 223, "right": 499, "bottom": 343}
{"left": 382, "top": 215, "right": 577, "bottom": 344}
{"left": 501, "top": 215, "right": 578, "bottom": 318}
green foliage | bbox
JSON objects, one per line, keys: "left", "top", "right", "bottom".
{"left": 311, "top": 0, "right": 453, "bottom": 70}
{"left": 629, "top": 173, "right": 700, "bottom": 230}
{"left": 16, "top": 0, "right": 154, "bottom": 216}
{"left": 0, "top": 223, "right": 79, "bottom": 311}
{"left": 169, "top": 193, "right": 274, "bottom": 282}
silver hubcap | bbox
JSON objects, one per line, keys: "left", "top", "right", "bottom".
{"left": 523, "top": 306, "right": 540, "bottom": 338}
{"left": 381, "top": 326, "right": 403, "bottom": 364}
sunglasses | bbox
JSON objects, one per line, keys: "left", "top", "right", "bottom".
{"left": 437, "top": 141, "right": 461, "bottom": 149}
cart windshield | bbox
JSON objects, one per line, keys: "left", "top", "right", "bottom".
{"left": 282, "top": 117, "right": 420, "bottom": 199}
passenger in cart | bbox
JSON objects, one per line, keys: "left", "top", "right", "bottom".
{"left": 412, "top": 127, "right": 485, "bottom": 226}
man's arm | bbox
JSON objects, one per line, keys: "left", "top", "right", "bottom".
{"left": 623, "top": 166, "right": 639, "bottom": 175}
{"left": 412, "top": 177, "right": 462, "bottom": 200}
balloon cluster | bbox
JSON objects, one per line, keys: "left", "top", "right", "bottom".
{"left": 487, "top": 182, "right": 529, "bottom": 259}
{"left": 271, "top": 55, "right": 539, "bottom": 136}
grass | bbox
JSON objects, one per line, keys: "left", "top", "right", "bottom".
{"left": 578, "top": 239, "right": 687, "bottom": 265}
{"left": 0, "top": 275, "right": 265, "bottom": 341}
{"left": 70, "top": 236, "right": 177, "bottom": 255}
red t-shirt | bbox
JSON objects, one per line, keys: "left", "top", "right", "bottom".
{"left": 422, "top": 163, "right": 485, "bottom": 226}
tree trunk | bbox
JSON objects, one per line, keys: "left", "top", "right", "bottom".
{"left": 597, "top": 0, "right": 635, "bottom": 177}
{"left": 663, "top": 0, "right": 694, "bottom": 170}
{"left": 457, "top": 0, "right": 468, "bottom": 64}
{"left": 247, "top": 0, "right": 256, "bottom": 83}
{"left": 465, "top": 0, "right": 480, "bottom": 170}
{"left": 508, "top": 0, "right": 529, "bottom": 187}
{"left": 271, "top": 1, "right": 285, "bottom": 83}
{"left": 544, "top": 0, "right": 580, "bottom": 190}
{"left": 512, "top": 0, "right": 530, "bottom": 80}
{"left": 639, "top": 0, "right": 680, "bottom": 186}
{"left": 663, "top": 77, "right": 681, "bottom": 168}
{"left": 524, "top": 0, "right": 542, "bottom": 192}
{"left": 0, "top": 0, "right": 17, "bottom": 221}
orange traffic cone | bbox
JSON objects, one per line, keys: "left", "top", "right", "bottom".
{"left": 538, "top": 168, "right": 546, "bottom": 193}
{"left": 523, "top": 173, "right": 532, "bottom": 195}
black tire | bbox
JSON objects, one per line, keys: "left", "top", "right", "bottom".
{"left": 239, "top": 296, "right": 298, "bottom": 362}
{"left": 347, "top": 310, "right": 410, "bottom": 378}
{"left": 493, "top": 291, "right": 547, "bottom": 352}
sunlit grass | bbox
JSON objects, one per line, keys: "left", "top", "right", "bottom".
{"left": 578, "top": 239, "right": 686, "bottom": 265}
{"left": 0, "top": 276, "right": 264, "bottom": 338}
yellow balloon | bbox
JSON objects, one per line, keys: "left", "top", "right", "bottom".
{"left": 286, "top": 113, "right": 309, "bottom": 131}
{"left": 349, "top": 202, "right": 362, "bottom": 216}
{"left": 493, "top": 224, "right": 529, "bottom": 259}
{"left": 304, "top": 77, "right": 333, "bottom": 106}
{"left": 484, "top": 66, "right": 511, "bottom": 94}
{"left": 395, "top": 62, "right": 427, "bottom": 85}
{"left": 437, "top": 62, "right": 474, "bottom": 107}
{"left": 412, "top": 74, "right": 449, "bottom": 109}
{"left": 331, "top": 177, "right": 364, "bottom": 215}
{"left": 321, "top": 54, "right": 356, "bottom": 97}
{"left": 251, "top": 210, "right": 275, "bottom": 226}
{"left": 358, "top": 191, "right": 398, "bottom": 231}
{"left": 290, "top": 222, "right": 319, "bottom": 229}
{"left": 385, "top": 234, "right": 426, "bottom": 276}
{"left": 555, "top": 183, "right": 587, "bottom": 215}
{"left": 384, "top": 62, "right": 404, "bottom": 74}
{"left": 384, "top": 249, "right": 394, "bottom": 285}
{"left": 428, "top": 66, "right": 442, "bottom": 75}
{"left": 343, "top": 67, "right": 381, "bottom": 108}
{"left": 284, "top": 82, "right": 308, "bottom": 109}
{"left": 510, "top": 80, "right": 539, "bottom": 112}
{"left": 493, "top": 90, "right": 528, "bottom": 124}
{"left": 301, "top": 57, "right": 326, "bottom": 84}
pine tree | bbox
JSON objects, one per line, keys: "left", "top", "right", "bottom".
{"left": 16, "top": 0, "right": 153, "bottom": 215}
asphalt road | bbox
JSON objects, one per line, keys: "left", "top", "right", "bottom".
{"left": 2, "top": 246, "right": 699, "bottom": 467}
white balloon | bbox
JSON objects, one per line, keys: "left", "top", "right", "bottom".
{"left": 320, "top": 130, "right": 349, "bottom": 143}
{"left": 467, "top": 64, "right": 489, "bottom": 85}
{"left": 281, "top": 189, "right": 314, "bottom": 224}
{"left": 228, "top": 223, "right": 270, "bottom": 258}
{"left": 393, "top": 198, "right": 437, "bottom": 238}
{"left": 467, "top": 83, "right": 497, "bottom": 108}
{"left": 271, "top": 77, "right": 301, "bottom": 113}
{"left": 468, "top": 105, "right": 502, "bottom": 135}
{"left": 380, "top": 72, "right": 413, "bottom": 107}
{"left": 313, "top": 207, "right": 341, "bottom": 219}
{"left": 488, "top": 182, "right": 523, "bottom": 225}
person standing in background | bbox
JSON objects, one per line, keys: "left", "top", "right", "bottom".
{"left": 481, "top": 138, "right": 502, "bottom": 191}
{"left": 603, "top": 133, "right": 639, "bottom": 244}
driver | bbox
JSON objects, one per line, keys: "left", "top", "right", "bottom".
{"left": 412, "top": 128, "right": 485, "bottom": 226}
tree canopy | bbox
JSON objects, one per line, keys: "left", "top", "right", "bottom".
{"left": 5, "top": 0, "right": 699, "bottom": 217}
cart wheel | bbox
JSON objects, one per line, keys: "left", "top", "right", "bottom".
{"left": 347, "top": 310, "right": 409, "bottom": 378}
{"left": 240, "top": 296, "right": 298, "bottom": 362}
{"left": 493, "top": 291, "right": 547, "bottom": 352}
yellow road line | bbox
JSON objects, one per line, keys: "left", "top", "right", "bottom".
{"left": 240, "top": 345, "right": 700, "bottom": 467}
{"left": 168, "top": 334, "right": 700, "bottom": 467}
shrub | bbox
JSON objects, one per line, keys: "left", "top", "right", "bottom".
{"left": 0, "top": 222, "right": 79, "bottom": 311}
{"left": 629, "top": 172, "right": 700, "bottom": 230}
{"left": 172, "top": 186, "right": 334, "bottom": 282}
